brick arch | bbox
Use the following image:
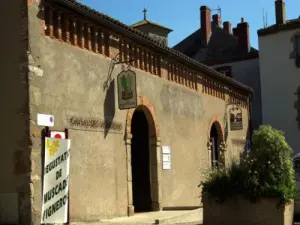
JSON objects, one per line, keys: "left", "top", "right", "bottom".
{"left": 207, "top": 114, "right": 224, "bottom": 141}
{"left": 126, "top": 96, "right": 160, "bottom": 138}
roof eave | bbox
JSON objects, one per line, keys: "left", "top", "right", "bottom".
{"left": 54, "top": 0, "right": 252, "bottom": 94}
{"left": 258, "top": 20, "right": 300, "bottom": 37}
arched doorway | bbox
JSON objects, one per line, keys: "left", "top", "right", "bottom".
{"left": 210, "top": 123, "right": 219, "bottom": 168}
{"left": 209, "top": 122, "right": 224, "bottom": 168}
{"left": 130, "top": 108, "right": 152, "bottom": 212}
{"left": 125, "top": 97, "right": 162, "bottom": 216}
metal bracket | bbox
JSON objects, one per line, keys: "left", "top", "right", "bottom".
{"left": 103, "top": 53, "right": 136, "bottom": 91}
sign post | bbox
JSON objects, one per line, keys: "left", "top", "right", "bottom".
{"left": 117, "top": 69, "right": 137, "bottom": 110}
{"left": 41, "top": 137, "right": 71, "bottom": 224}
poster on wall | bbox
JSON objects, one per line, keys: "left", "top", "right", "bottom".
{"left": 41, "top": 138, "right": 71, "bottom": 224}
{"left": 117, "top": 69, "right": 137, "bottom": 110}
{"left": 229, "top": 107, "right": 243, "bottom": 131}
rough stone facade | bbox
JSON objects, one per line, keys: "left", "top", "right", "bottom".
{"left": 0, "top": 0, "right": 251, "bottom": 224}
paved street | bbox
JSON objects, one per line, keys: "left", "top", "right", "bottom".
{"left": 72, "top": 209, "right": 202, "bottom": 225}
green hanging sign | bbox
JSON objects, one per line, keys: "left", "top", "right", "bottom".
{"left": 117, "top": 69, "right": 137, "bottom": 110}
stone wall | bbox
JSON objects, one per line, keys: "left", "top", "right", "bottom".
{"left": 17, "top": 0, "right": 252, "bottom": 223}
{"left": 203, "top": 196, "right": 294, "bottom": 225}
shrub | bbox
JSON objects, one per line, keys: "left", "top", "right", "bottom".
{"left": 201, "top": 125, "right": 296, "bottom": 206}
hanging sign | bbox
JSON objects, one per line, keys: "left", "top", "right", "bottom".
{"left": 41, "top": 138, "right": 71, "bottom": 224}
{"left": 117, "top": 69, "right": 137, "bottom": 110}
{"left": 229, "top": 107, "right": 243, "bottom": 131}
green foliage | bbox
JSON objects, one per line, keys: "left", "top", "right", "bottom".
{"left": 201, "top": 125, "right": 296, "bottom": 206}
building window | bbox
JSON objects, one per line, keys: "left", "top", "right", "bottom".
{"left": 215, "top": 66, "right": 233, "bottom": 78}
{"left": 223, "top": 69, "right": 232, "bottom": 78}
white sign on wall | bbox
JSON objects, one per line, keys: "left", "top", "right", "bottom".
{"left": 37, "top": 113, "right": 54, "bottom": 127}
{"left": 162, "top": 146, "right": 171, "bottom": 170}
{"left": 41, "top": 138, "right": 71, "bottom": 224}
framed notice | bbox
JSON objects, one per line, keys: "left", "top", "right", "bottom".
{"left": 41, "top": 138, "right": 71, "bottom": 224}
{"left": 162, "top": 145, "right": 171, "bottom": 170}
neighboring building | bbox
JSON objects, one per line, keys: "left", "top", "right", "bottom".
{"left": 130, "top": 8, "right": 173, "bottom": 46}
{"left": 258, "top": 0, "right": 300, "bottom": 155}
{"left": 1, "top": 0, "right": 252, "bottom": 224}
{"left": 173, "top": 6, "right": 262, "bottom": 131}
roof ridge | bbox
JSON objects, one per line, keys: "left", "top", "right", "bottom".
{"left": 130, "top": 19, "right": 173, "bottom": 32}
{"left": 53, "top": 0, "right": 253, "bottom": 93}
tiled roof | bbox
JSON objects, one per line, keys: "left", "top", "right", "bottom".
{"left": 258, "top": 18, "right": 300, "bottom": 36}
{"left": 173, "top": 27, "right": 258, "bottom": 64}
{"left": 130, "top": 19, "right": 173, "bottom": 32}
{"left": 53, "top": 0, "right": 253, "bottom": 93}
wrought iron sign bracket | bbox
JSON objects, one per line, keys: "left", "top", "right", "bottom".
{"left": 103, "top": 53, "right": 136, "bottom": 91}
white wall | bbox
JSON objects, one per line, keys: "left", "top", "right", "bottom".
{"left": 259, "top": 28, "right": 300, "bottom": 155}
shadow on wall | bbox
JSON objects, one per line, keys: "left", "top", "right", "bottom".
{"left": 1, "top": 0, "right": 34, "bottom": 224}
{"left": 104, "top": 80, "right": 115, "bottom": 138}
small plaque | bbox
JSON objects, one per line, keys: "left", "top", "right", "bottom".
{"left": 37, "top": 113, "right": 54, "bottom": 127}
{"left": 163, "top": 161, "right": 171, "bottom": 170}
{"left": 163, "top": 154, "right": 171, "bottom": 162}
{"left": 162, "top": 146, "right": 170, "bottom": 154}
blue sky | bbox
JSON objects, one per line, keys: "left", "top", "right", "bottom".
{"left": 78, "top": 0, "right": 299, "bottom": 49}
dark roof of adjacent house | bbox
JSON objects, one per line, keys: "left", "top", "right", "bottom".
{"left": 130, "top": 19, "right": 173, "bottom": 32}
{"left": 52, "top": 0, "right": 252, "bottom": 93}
{"left": 173, "top": 27, "right": 258, "bottom": 65}
{"left": 257, "top": 18, "right": 300, "bottom": 36}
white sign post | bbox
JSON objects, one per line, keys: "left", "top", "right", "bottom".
{"left": 41, "top": 138, "right": 71, "bottom": 224}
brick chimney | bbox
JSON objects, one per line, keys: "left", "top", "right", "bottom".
{"left": 234, "top": 18, "right": 250, "bottom": 52}
{"left": 200, "top": 6, "right": 211, "bottom": 45}
{"left": 223, "top": 21, "right": 232, "bottom": 33}
{"left": 275, "top": 0, "right": 286, "bottom": 25}
{"left": 212, "top": 14, "right": 221, "bottom": 29}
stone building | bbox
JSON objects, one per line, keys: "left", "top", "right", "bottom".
{"left": 258, "top": 0, "right": 300, "bottom": 154}
{"left": 173, "top": 6, "right": 262, "bottom": 131}
{"left": 1, "top": 0, "right": 251, "bottom": 224}
{"left": 130, "top": 8, "right": 173, "bottom": 47}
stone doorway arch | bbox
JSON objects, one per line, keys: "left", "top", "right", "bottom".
{"left": 207, "top": 116, "right": 226, "bottom": 168}
{"left": 125, "top": 96, "right": 162, "bottom": 216}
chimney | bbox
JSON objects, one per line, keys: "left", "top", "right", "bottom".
{"left": 223, "top": 21, "right": 232, "bottom": 33}
{"left": 212, "top": 14, "right": 221, "bottom": 29}
{"left": 200, "top": 6, "right": 211, "bottom": 45}
{"left": 275, "top": 0, "right": 286, "bottom": 25}
{"left": 235, "top": 17, "right": 250, "bottom": 52}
